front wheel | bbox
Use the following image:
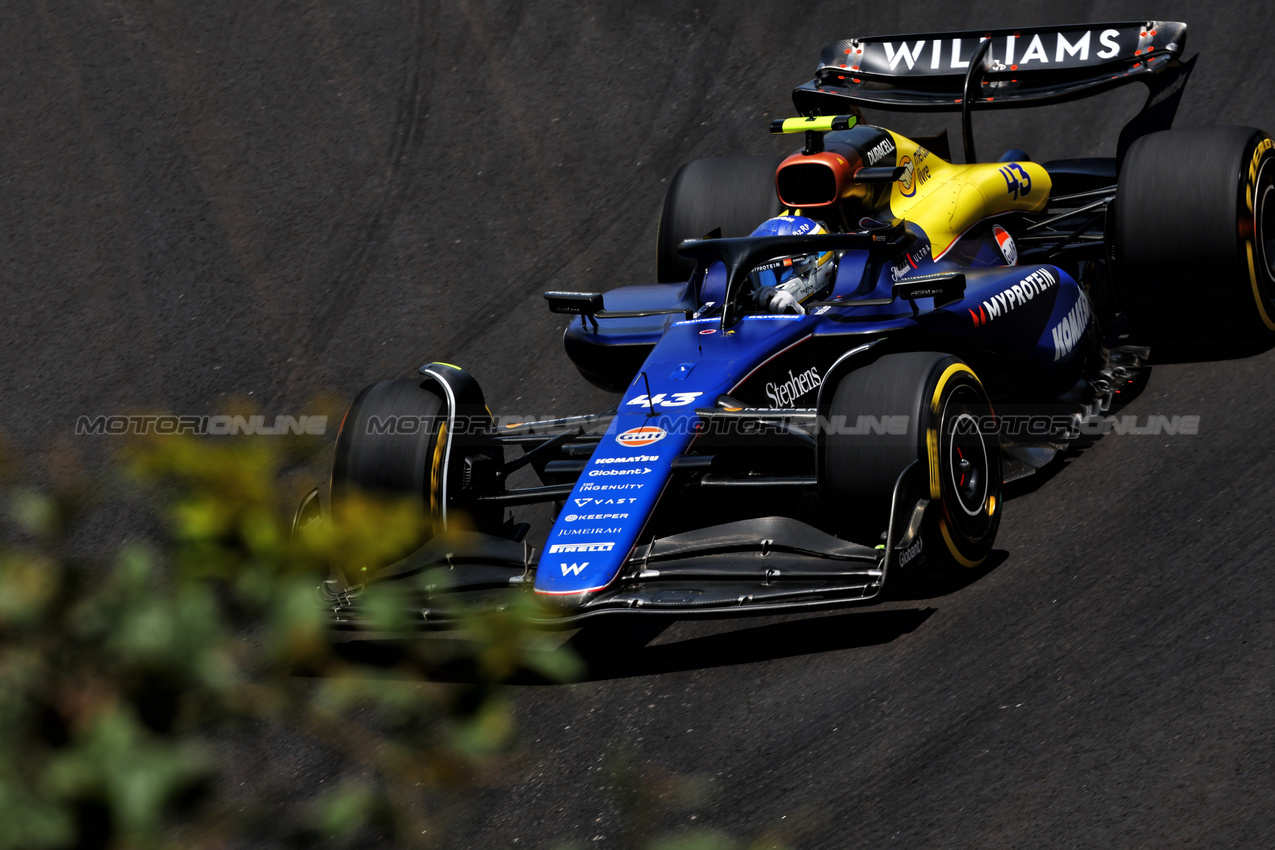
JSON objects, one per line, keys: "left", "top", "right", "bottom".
{"left": 330, "top": 368, "right": 503, "bottom": 575}
{"left": 819, "top": 352, "right": 1002, "bottom": 571}
{"left": 330, "top": 379, "right": 448, "bottom": 565}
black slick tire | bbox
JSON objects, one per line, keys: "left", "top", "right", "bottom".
{"left": 331, "top": 379, "right": 446, "bottom": 560}
{"left": 1115, "top": 126, "right": 1275, "bottom": 346}
{"left": 656, "top": 155, "right": 784, "bottom": 282}
{"left": 820, "top": 351, "right": 1001, "bottom": 569}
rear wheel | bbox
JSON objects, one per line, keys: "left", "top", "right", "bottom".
{"left": 1115, "top": 126, "right": 1275, "bottom": 346}
{"left": 820, "top": 352, "right": 1001, "bottom": 570}
{"left": 656, "top": 155, "right": 784, "bottom": 282}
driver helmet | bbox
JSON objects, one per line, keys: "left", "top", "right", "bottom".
{"left": 748, "top": 215, "right": 836, "bottom": 303}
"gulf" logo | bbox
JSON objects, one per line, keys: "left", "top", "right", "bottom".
{"left": 616, "top": 426, "right": 667, "bottom": 447}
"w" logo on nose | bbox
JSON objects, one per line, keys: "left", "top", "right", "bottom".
{"left": 560, "top": 562, "right": 588, "bottom": 576}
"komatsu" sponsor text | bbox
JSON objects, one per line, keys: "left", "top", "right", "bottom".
{"left": 1051, "top": 292, "right": 1092, "bottom": 361}
{"left": 593, "top": 454, "right": 659, "bottom": 464}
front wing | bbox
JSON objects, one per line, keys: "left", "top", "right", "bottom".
{"left": 318, "top": 461, "right": 929, "bottom": 630}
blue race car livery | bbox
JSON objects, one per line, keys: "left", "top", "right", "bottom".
{"left": 303, "top": 20, "right": 1275, "bottom": 628}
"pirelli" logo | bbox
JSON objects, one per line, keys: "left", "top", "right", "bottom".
{"left": 547, "top": 542, "right": 616, "bottom": 554}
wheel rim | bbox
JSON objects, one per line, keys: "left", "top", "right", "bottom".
{"left": 947, "top": 410, "right": 989, "bottom": 517}
{"left": 938, "top": 382, "right": 998, "bottom": 546}
{"left": 1258, "top": 170, "right": 1275, "bottom": 285}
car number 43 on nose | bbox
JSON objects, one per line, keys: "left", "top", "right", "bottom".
{"left": 627, "top": 392, "right": 702, "bottom": 408}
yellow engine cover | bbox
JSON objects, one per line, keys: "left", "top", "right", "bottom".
{"left": 885, "top": 132, "right": 1051, "bottom": 258}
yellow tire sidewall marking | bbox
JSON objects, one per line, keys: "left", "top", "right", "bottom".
{"left": 927, "top": 363, "right": 980, "bottom": 499}
{"left": 940, "top": 517, "right": 985, "bottom": 568}
{"left": 927, "top": 362, "right": 986, "bottom": 567}
{"left": 1244, "top": 242, "right": 1275, "bottom": 330}
{"left": 430, "top": 421, "right": 448, "bottom": 534}
{"left": 1245, "top": 144, "right": 1275, "bottom": 331}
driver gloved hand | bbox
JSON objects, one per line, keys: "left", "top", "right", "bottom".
{"left": 758, "top": 286, "right": 805, "bottom": 315}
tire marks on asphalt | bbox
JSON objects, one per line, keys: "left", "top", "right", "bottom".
{"left": 307, "top": 0, "right": 431, "bottom": 353}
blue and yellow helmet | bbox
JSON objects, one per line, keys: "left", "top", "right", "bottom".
{"left": 748, "top": 216, "right": 836, "bottom": 298}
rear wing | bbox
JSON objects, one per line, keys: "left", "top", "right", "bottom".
{"left": 792, "top": 21, "right": 1193, "bottom": 164}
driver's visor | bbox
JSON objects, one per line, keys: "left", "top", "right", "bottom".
{"left": 748, "top": 251, "right": 834, "bottom": 289}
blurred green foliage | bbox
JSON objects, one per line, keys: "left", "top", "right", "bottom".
{"left": 0, "top": 429, "right": 786, "bottom": 849}
{"left": 0, "top": 430, "right": 582, "bottom": 849}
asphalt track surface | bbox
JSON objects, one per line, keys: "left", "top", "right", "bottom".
{"left": 6, "top": 1, "right": 1275, "bottom": 846}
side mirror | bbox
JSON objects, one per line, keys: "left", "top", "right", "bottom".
{"left": 853, "top": 166, "right": 907, "bottom": 183}
{"left": 893, "top": 273, "right": 966, "bottom": 310}
{"left": 544, "top": 291, "right": 604, "bottom": 315}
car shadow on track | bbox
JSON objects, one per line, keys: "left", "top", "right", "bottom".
{"left": 559, "top": 606, "right": 937, "bottom": 682}
{"left": 328, "top": 549, "right": 1012, "bottom": 685}
{"left": 889, "top": 548, "right": 1010, "bottom": 602}
{"left": 552, "top": 547, "right": 1007, "bottom": 682}
{"left": 329, "top": 608, "right": 938, "bottom": 684}
{"left": 1001, "top": 452, "right": 1076, "bottom": 500}
{"left": 553, "top": 547, "right": 1017, "bottom": 682}
{"left": 1145, "top": 338, "right": 1273, "bottom": 364}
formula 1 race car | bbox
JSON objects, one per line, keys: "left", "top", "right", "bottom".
{"left": 299, "top": 20, "right": 1275, "bottom": 628}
